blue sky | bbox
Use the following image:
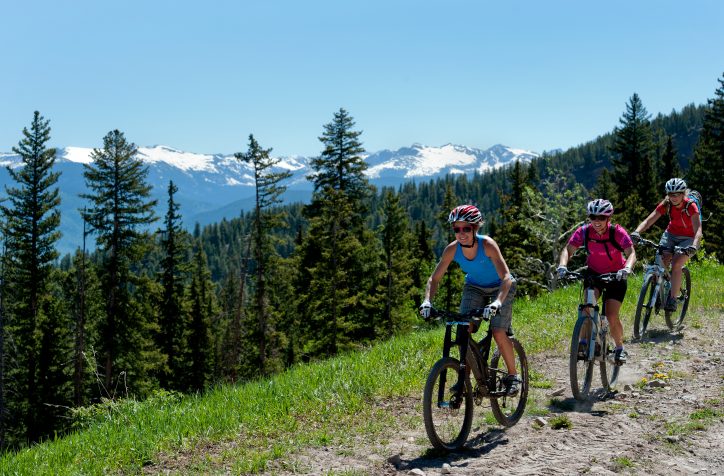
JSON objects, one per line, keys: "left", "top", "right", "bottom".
{"left": 2, "top": 1, "right": 723, "bottom": 157}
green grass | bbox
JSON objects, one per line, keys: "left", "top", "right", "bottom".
{"left": 1, "top": 260, "right": 721, "bottom": 475}
{"left": 549, "top": 415, "right": 573, "bottom": 430}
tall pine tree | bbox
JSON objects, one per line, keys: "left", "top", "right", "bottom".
{"left": 187, "top": 246, "right": 214, "bottom": 391}
{"left": 0, "top": 111, "right": 64, "bottom": 444}
{"left": 81, "top": 130, "right": 158, "bottom": 395}
{"left": 378, "top": 190, "right": 415, "bottom": 334}
{"left": 235, "top": 134, "right": 291, "bottom": 375}
{"left": 611, "top": 93, "right": 657, "bottom": 225}
{"left": 157, "top": 181, "right": 189, "bottom": 390}
{"left": 294, "top": 108, "right": 382, "bottom": 357}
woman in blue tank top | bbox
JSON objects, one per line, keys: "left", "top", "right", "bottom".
{"left": 419, "top": 205, "right": 519, "bottom": 396}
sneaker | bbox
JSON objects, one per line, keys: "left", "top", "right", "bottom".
{"left": 664, "top": 295, "right": 677, "bottom": 312}
{"left": 614, "top": 348, "right": 628, "bottom": 365}
{"left": 503, "top": 375, "right": 521, "bottom": 396}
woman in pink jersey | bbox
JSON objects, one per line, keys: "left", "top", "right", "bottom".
{"left": 631, "top": 178, "right": 702, "bottom": 311}
{"left": 419, "top": 205, "right": 520, "bottom": 396}
{"left": 557, "top": 199, "right": 637, "bottom": 364}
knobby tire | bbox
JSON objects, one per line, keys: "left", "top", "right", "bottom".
{"left": 570, "top": 316, "right": 595, "bottom": 401}
{"left": 422, "top": 357, "right": 473, "bottom": 451}
{"left": 600, "top": 327, "right": 620, "bottom": 391}
{"left": 633, "top": 274, "right": 656, "bottom": 339}
{"left": 489, "top": 338, "right": 529, "bottom": 426}
{"left": 665, "top": 267, "right": 691, "bottom": 330}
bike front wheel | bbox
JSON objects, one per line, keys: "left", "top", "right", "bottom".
{"left": 633, "top": 274, "right": 657, "bottom": 339}
{"left": 570, "top": 317, "right": 595, "bottom": 401}
{"left": 422, "top": 357, "right": 474, "bottom": 451}
{"left": 665, "top": 267, "right": 691, "bottom": 330}
{"left": 489, "top": 338, "right": 529, "bottom": 426}
{"left": 600, "top": 330, "right": 620, "bottom": 391}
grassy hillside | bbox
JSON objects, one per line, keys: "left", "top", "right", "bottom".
{"left": 2, "top": 259, "right": 722, "bottom": 475}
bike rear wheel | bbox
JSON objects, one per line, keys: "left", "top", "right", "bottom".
{"left": 633, "top": 274, "right": 656, "bottom": 339}
{"left": 489, "top": 338, "right": 529, "bottom": 426}
{"left": 665, "top": 267, "right": 691, "bottom": 330}
{"left": 422, "top": 357, "right": 473, "bottom": 451}
{"left": 570, "top": 317, "right": 595, "bottom": 401}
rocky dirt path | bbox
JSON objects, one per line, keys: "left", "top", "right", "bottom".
{"left": 278, "top": 312, "right": 723, "bottom": 476}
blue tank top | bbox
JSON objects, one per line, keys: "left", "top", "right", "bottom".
{"left": 454, "top": 235, "right": 502, "bottom": 287}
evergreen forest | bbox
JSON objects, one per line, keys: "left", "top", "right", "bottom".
{"left": 1, "top": 74, "right": 722, "bottom": 451}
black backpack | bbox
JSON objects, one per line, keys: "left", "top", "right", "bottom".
{"left": 582, "top": 224, "right": 624, "bottom": 261}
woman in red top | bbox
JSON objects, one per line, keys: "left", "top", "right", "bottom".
{"left": 631, "top": 178, "right": 703, "bottom": 311}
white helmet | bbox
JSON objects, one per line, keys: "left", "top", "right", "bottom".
{"left": 587, "top": 199, "right": 614, "bottom": 216}
{"left": 665, "top": 178, "right": 687, "bottom": 193}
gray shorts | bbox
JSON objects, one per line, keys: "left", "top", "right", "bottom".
{"left": 659, "top": 231, "right": 694, "bottom": 253}
{"left": 460, "top": 280, "right": 516, "bottom": 331}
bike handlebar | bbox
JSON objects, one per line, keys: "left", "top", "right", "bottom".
{"left": 633, "top": 237, "right": 688, "bottom": 255}
{"left": 561, "top": 270, "right": 620, "bottom": 283}
{"left": 428, "top": 306, "right": 495, "bottom": 322}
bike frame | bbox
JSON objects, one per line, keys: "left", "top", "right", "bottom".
{"left": 576, "top": 287, "right": 609, "bottom": 362}
{"left": 438, "top": 318, "right": 505, "bottom": 402}
{"left": 641, "top": 249, "right": 668, "bottom": 311}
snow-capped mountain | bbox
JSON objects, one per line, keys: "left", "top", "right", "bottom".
{"left": 364, "top": 143, "right": 538, "bottom": 185}
{"left": 0, "top": 143, "right": 537, "bottom": 253}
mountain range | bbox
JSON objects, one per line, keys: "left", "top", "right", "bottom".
{"left": 0, "top": 143, "right": 538, "bottom": 254}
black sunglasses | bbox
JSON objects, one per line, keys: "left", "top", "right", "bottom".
{"left": 588, "top": 215, "right": 608, "bottom": 221}
{"left": 453, "top": 226, "right": 473, "bottom": 234}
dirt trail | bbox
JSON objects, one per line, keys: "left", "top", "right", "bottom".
{"left": 279, "top": 313, "right": 724, "bottom": 476}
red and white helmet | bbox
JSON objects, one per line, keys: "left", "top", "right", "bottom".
{"left": 586, "top": 199, "right": 614, "bottom": 216}
{"left": 448, "top": 205, "right": 483, "bottom": 224}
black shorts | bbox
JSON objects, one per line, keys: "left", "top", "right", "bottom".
{"left": 584, "top": 272, "right": 627, "bottom": 303}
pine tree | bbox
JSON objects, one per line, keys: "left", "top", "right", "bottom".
{"left": 187, "top": 246, "right": 214, "bottom": 391}
{"left": 660, "top": 134, "right": 683, "bottom": 183}
{"left": 236, "top": 135, "right": 291, "bottom": 375}
{"left": 0, "top": 111, "right": 64, "bottom": 444}
{"left": 64, "top": 246, "right": 102, "bottom": 408}
{"left": 436, "top": 183, "right": 462, "bottom": 312}
{"left": 511, "top": 160, "right": 527, "bottom": 209}
{"left": 295, "top": 108, "right": 382, "bottom": 357}
{"left": 411, "top": 220, "right": 435, "bottom": 309}
{"left": 157, "top": 181, "right": 189, "bottom": 390}
{"left": 592, "top": 168, "right": 617, "bottom": 204}
{"left": 688, "top": 73, "right": 724, "bottom": 256}
{"left": 378, "top": 190, "right": 415, "bottom": 334}
{"left": 81, "top": 129, "right": 158, "bottom": 395}
{"left": 611, "top": 93, "right": 657, "bottom": 225}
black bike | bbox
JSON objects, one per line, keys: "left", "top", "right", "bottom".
{"left": 561, "top": 271, "right": 621, "bottom": 401}
{"left": 422, "top": 307, "right": 529, "bottom": 451}
{"left": 633, "top": 238, "right": 692, "bottom": 339}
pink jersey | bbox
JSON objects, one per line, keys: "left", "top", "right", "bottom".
{"left": 568, "top": 224, "right": 633, "bottom": 274}
{"left": 655, "top": 198, "right": 699, "bottom": 237}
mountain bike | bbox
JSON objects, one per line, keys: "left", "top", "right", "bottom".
{"left": 632, "top": 238, "right": 691, "bottom": 339}
{"left": 422, "top": 307, "right": 529, "bottom": 451}
{"left": 561, "top": 271, "right": 621, "bottom": 401}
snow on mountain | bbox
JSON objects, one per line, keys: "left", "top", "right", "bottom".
{"left": 365, "top": 143, "right": 538, "bottom": 180}
{"left": 0, "top": 142, "right": 537, "bottom": 253}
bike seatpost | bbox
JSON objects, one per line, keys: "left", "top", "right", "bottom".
{"left": 585, "top": 288, "right": 596, "bottom": 306}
